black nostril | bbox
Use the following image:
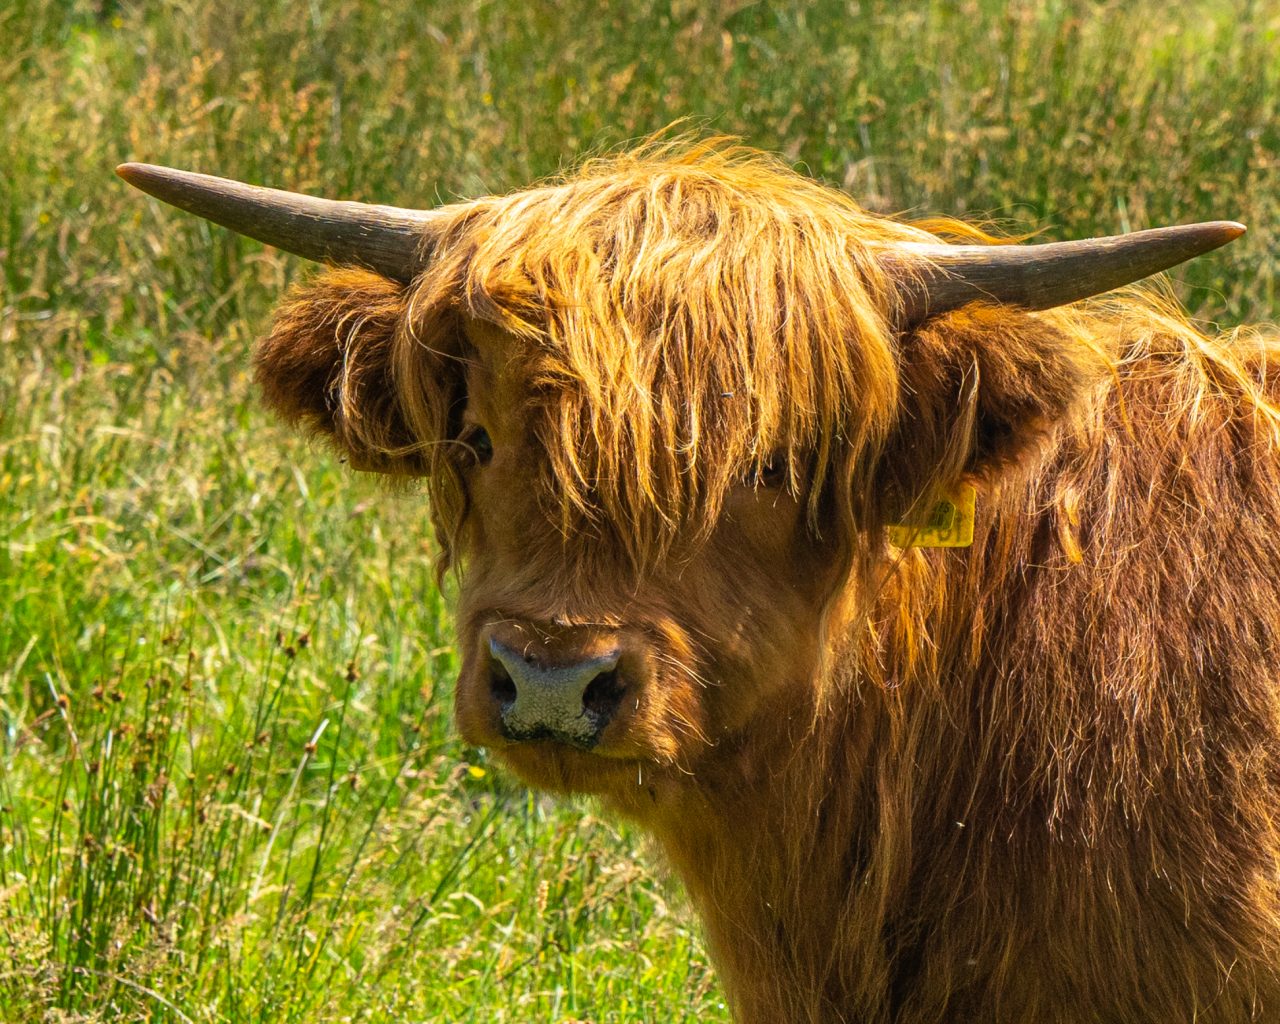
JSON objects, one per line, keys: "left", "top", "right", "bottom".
{"left": 489, "top": 657, "right": 517, "bottom": 709}
{"left": 582, "top": 668, "right": 626, "bottom": 721}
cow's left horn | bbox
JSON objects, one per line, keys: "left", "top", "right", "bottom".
{"left": 116, "top": 163, "right": 442, "bottom": 283}
{"left": 887, "top": 221, "right": 1246, "bottom": 324}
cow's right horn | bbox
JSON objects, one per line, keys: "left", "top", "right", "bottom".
{"left": 116, "top": 163, "right": 442, "bottom": 283}
{"left": 885, "top": 220, "right": 1246, "bottom": 325}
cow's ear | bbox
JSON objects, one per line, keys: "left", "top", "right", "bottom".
{"left": 254, "top": 268, "right": 424, "bottom": 474}
{"left": 877, "top": 304, "right": 1105, "bottom": 519}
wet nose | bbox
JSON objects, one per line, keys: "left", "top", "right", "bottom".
{"left": 487, "top": 637, "right": 625, "bottom": 748}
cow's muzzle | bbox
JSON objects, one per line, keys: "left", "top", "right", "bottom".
{"left": 487, "top": 636, "right": 626, "bottom": 749}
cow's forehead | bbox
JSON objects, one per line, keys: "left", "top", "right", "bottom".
{"left": 405, "top": 153, "right": 912, "bottom": 564}
{"left": 456, "top": 316, "right": 546, "bottom": 413}
{"left": 460, "top": 315, "right": 523, "bottom": 371}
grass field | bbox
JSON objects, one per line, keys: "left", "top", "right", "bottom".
{"left": 2, "top": 1, "right": 1277, "bottom": 1020}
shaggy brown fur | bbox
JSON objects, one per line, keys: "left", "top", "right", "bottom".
{"left": 253, "top": 141, "right": 1280, "bottom": 1022}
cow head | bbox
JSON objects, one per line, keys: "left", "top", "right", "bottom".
{"left": 119, "top": 144, "right": 1241, "bottom": 805}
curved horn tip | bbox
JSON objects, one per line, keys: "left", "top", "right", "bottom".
{"left": 116, "top": 162, "right": 200, "bottom": 194}
{"left": 1187, "top": 219, "right": 1247, "bottom": 255}
{"left": 1217, "top": 221, "right": 1247, "bottom": 242}
{"left": 116, "top": 162, "right": 154, "bottom": 186}
{"left": 116, "top": 162, "right": 185, "bottom": 196}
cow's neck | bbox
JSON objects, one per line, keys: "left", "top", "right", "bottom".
{"left": 613, "top": 666, "right": 899, "bottom": 1022}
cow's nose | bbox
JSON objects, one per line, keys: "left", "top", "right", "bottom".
{"left": 487, "top": 637, "right": 625, "bottom": 748}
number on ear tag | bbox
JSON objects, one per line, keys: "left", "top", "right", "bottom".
{"left": 888, "top": 483, "right": 977, "bottom": 548}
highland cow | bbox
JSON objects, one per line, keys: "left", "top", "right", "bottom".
{"left": 119, "top": 141, "right": 1280, "bottom": 1023}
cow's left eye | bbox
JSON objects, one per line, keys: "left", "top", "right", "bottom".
{"left": 462, "top": 425, "right": 494, "bottom": 467}
{"left": 745, "top": 452, "right": 788, "bottom": 489}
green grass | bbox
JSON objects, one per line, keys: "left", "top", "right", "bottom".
{"left": 2, "top": 0, "right": 1276, "bottom": 1019}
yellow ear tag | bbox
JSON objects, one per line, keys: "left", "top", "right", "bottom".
{"left": 887, "top": 482, "right": 977, "bottom": 548}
